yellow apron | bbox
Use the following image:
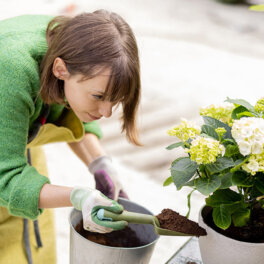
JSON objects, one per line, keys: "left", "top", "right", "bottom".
{"left": 0, "top": 109, "right": 84, "bottom": 264}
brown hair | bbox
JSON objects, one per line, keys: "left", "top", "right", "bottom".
{"left": 40, "top": 10, "right": 141, "bottom": 145}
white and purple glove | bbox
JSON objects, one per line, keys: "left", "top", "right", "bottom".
{"left": 70, "top": 187, "right": 127, "bottom": 233}
{"left": 88, "top": 156, "right": 128, "bottom": 201}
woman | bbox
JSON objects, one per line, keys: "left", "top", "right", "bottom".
{"left": 0, "top": 10, "right": 141, "bottom": 264}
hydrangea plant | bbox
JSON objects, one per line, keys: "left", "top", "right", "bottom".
{"left": 164, "top": 98, "right": 264, "bottom": 230}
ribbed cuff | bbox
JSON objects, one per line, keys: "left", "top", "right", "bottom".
{"left": 88, "top": 156, "right": 112, "bottom": 174}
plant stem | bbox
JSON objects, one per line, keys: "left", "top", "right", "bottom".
{"left": 244, "top": 187, "right": 249, "bottom": 202}
{"left": 230, "top": 156, "right": 250, "bottom": 173}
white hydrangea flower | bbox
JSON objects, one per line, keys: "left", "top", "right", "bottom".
{"left": 231, "top": 117, "right": 264, "bottom": 156}
{"left": 246, "top": 160, "right": 259, "bottom": 173}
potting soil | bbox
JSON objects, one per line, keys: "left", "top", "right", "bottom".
{"left": 75, "top": 220, "right": 145, "bottom": 247}
{"left": 156, "top": 209, "right": 206, "bottom": 237}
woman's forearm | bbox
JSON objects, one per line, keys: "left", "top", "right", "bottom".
{"left": 68, "top": 133, "right": 106, "bottom": 166}
{"left": 38, "top": 183, "right": 73, "bottom": 208}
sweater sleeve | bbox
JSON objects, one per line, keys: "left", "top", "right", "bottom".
{"left": 83, "top": 121, "right": 103, "bottom": 139}
{"left": 0, "top": 58, "right": 50, "bottom": 220}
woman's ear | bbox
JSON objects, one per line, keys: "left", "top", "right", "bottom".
{"left": 52, "top": 57, "right": 70, "bottom": 80}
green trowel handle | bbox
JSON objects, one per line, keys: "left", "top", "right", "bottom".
{"left": 98, "top": 209, "right": 154, "bottom": 225}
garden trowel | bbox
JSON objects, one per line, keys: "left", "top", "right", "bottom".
{"left": 97, "top": 209, "right": 198, "bottom": 236}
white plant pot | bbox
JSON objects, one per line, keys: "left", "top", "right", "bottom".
{"left": 198, "top": 205, "right": 264, "bottom": 264}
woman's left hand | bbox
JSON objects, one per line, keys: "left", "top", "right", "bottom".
{"left": 88, "top": 156, "right": 129, "bottom": 200}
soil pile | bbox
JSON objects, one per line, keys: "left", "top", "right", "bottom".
{"left": 156, "top": 209, "right": 206, "bottom": 237}
{"left": 75, "top": 220, "right": 145, "bottom": 247}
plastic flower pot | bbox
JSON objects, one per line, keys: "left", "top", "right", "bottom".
{"left": 69, "top": 198, "right": 159, "bottom": 264}
{"left": 198, "top": 205, "right": 264, "bottom": 264}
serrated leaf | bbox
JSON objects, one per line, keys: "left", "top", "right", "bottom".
{"left": 206, "top": 157, "right": 234, "bottom": 174}
{"left": 166, "top": 142, "right": 185, "bottom": 150}
{"left": 163, "top": 176, "right": 173, "bottom": 186}
{"left": 202, "top": 116, "right": 232, "bottom": 139}
{"left": 231, "top": 171, "right": 253, "bottom": 187}
{"left": 194, "top": 175, "right": 221, "bottom": 195}
{"left": 206, "top": 189, "right": 242, "bottom": 207}
{"left": 201, "top": 124, "right": 219, "bottom": 140}
{"left": 213, "top": 205, "right": 231, "bottom": 230}
{"left": 171, "top": 157, "right": 198, "bottom": 189}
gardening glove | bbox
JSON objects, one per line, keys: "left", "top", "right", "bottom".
{"left": 70, "top": 187, "right": 128, "bottom": 233}
{"left": 88, "top": 156, "right": 129, "bottom": 201}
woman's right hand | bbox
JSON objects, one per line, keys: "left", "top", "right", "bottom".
{"left": 70, "top": 187, "right": 127, "bottom": 233}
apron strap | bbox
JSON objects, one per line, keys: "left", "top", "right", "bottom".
{"left": 33, "top": 220, "right": 43, "bottom": 247}
{"left": 23, "top": 149, "right": 43, "bottom": 264}
{"left": 23, "top": 219, "right": 33, "bottom": 264}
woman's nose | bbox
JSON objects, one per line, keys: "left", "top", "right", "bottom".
{"left": 99, "top": 101, "right": 113, "bottom": 118}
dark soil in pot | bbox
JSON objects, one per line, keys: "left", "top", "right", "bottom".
{"left": 203, "top": 204, "right": 264, "bottom": 243}
{"left": 75, "top": 220, "right": 145, "bottom": 248}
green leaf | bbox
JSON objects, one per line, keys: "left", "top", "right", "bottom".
{"left": 163, "top": 176, "right": 173, "bottom": 186}
{"left": 166, "top": 142, "right": 185, "bottom": 150}
{"left": 230, "top": 157, "right": 250, "bottom": 173}
{"left": 222, "top": 138, "right": 236, "bottom": 146}
{"left": 213, "top": 205, "right": 231, "bottom": 230}
{"left": 231, "top": 105, "right": 248, "bottom": 120}
{"left": 194, "top": 175, "right": 221, "bottom": 195}
{"left": 225, "top": 97, "right": 256, "bottom": 114}
{"left": 255, "top": 175, "right": 264, "bottom": 194}
{"left": 171, "top": 157, "right": 198, "bottom": 189}
{"left": 250, "top": 4, "right": 264, "bottom": 11}
{"left": 224, "top": 201, "right": 245, "bottom": 215}
{"left": 231, "top": 105, "right": 256, "bottom": 119}
{"left": 202, "top": 116, "right": 232, "bottom": 139}
{"left": 232, "top": 208, "right": 250, "bottom": 227}
{"left": 219, "top": 172, "right": 233, "bottom": 189}
{"left": 171, "top": 157, "right": 186, "bottom": 166}
{"left": 224, "top": 144, "right": 240, "bottom": 158}
{"left": 237, "top": 111, "right": 255, "bottom": 118}
{"left": 231, "top": 171, "right": 253, "bottom": 187}
{"left": 186, "top": 189, "right": 195, "bottom": 218}
{"left": 206, "top": 157, "right": 234, "bottom": 174}
{"left": 201, "top": 125, "right": 219, "bottom": 140}
{"left": 183, "top": 179, "right": 195, "bottom": 187}
{"left": 200, "top": 133, "right": 219, "bottom": 140}
{"left": 206, "top": 189, "right": 242, "bottom": 207}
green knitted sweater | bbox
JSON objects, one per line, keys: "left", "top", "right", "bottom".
{"left": 0, "top": 15, "right": 103, "bottom": 220}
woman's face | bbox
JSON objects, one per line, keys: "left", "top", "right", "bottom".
{"left": 64, "top": 68, "right": 114, "bottom": 122}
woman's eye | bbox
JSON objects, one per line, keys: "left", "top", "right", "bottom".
{"left": 93, "top": 95, "right": 103, "bottom": 100}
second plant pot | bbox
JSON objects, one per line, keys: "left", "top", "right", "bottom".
{"left": 198, "top": 205, "right": 264, "bottom": 264}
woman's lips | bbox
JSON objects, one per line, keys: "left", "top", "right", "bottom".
{"left": 87, "top": 113, "right": 101, "bottom": 120}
